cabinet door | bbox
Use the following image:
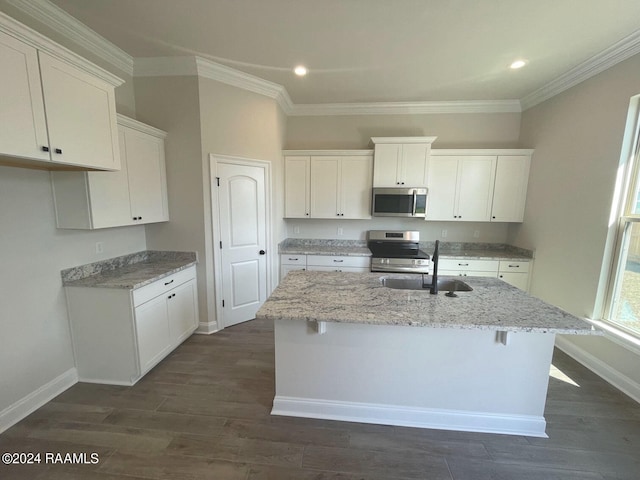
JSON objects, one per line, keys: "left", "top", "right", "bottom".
{"left": 373, "top": 144, "right": 401, "bottom": 187}
{"left": 38, "top": 52, "right": 120, "bottom": 170}
{"left": 135, "top": 295, "right": 171, "bottom": 374}
{"left": 167, "top": 279, "right": 198, "bottom": 344}
{"left": 124, "top": 126, "right": 169, "bottom": 224}
{"left": 310, "top": 156, "right": 339, "bottom": 218}
{"left": 0, "top": 31, "right": 49, "bottom": 161}
{"left": 401, "top": 143, "right": 429, "bottom": 186}
{"left": 426, "top": 157, "right": 458, "bottom": 220}
{"left": 340, "top": 155, "right": 373, "bottom": 219}
{"left": 491, "top": 155, "right": 530, "bottom": 222}
{"left": 499, "top": 272, "right": 529, "bottom": 291}
{"left": 87, "top": 132, "right": 134, "bottom": 228}
{"left": 456, "top": 156, "right": 496, "bottom": 222}
{"left": 281, "top": 264, "right": 306, "bottom": 280}
{"left": 284, "top": 156, "right": 310, "bottom": 218}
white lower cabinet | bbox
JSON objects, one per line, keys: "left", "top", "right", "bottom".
{"left": 66, "top": 266, "right": 198, "bottom": 385}
{"left": 306, "top": 255, "right": 370, "bottom": 272}
{"left": 498, "top": 260, "right": 531, "bottom": 291}
{"left": 438, "top": 258, "right": 531, "bottom": 292}
{"left": 280, "top": 254, "right": 370, "bottom": 280}
{"left": 280, "top": 254, "right": 306, "bottom": 279}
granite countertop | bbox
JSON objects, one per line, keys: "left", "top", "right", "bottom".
{"left": 279, "top": 239, "right": 533, "bottom": 261}
{"left": 279, "top": 239, "right": 372, "bottom": 257}
{"left": 256, "top": 271, "right": 597, "bottom": 335}
{"left": 61, "top": 251, "right": 197, "bottom": 290}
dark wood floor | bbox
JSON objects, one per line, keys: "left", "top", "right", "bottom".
{"left": 1, "top": 317, "right": 639, "bottom": 480}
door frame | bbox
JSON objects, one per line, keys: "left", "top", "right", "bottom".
{"left": 209, "top": 154, "right": 273, "bottom": 330}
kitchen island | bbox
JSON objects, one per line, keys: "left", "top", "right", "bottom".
{"left": 256, "top": 271, "right": 597, "bottom": 437}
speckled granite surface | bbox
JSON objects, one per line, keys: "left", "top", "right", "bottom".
{"left": 256, "top": 271, "right": 597, "bottom": 334}
{"left": 279, "top": 239, "right": 533, "bottom": 261}
{"left": 279, "top": 239, "right": 371, "bottom": 257}
{"left": 424, "top": 242, "right": 533, "bottom": 261}
{"left": 61, "top": 251, "right": 197, "bottom": 289}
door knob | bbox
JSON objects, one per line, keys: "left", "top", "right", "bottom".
{"left": 259, "top": 250, "right": 266, "bottom": 255}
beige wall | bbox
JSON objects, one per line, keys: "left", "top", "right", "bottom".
{"left": 511, "top": 52, "right": 640, "bottom": 397}
{"left": 198, "top": 78, "right": 287, "bottom": 310}
{"left": 133, "top": 75, "right": 210, "bottom": 325}
{"left": 0, "top": 166, "right": 146, "bottom": 420}
{"left": 286, "top": 112, "right": 521, "bottom": 150}
{"left": 135, "top": 76, "right": 287, "bottom": 331}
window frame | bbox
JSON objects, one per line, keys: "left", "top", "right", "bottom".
{"left": 602, "top": 95, "right": 640, "bottom": 338}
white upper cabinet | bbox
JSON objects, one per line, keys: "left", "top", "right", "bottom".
{"left": 119, "top": 118, "right": 169, "bottom": 224}
{"left": 427, "top": 150, "right": 532, "bottom": 223}
{"left": 0, "top": 12, "right": 123, "bottom": 170}
{"left": 52, "top": 115, "right": 169, "bottom": 229}
{"left": 427, "top": 155, "right": 496, "bottom": 221}
{"left": 284, "top": 150, "right": 373, "bottom": 220}
{"left": 0, "top": 29, "right": 49, "bottom": 162}
{"left": 491, "top": 155, "right": 531, "bottom": 222}
{"left": 38, "top": 52, "right": 120, "bottom": 170}
{"left": 371, "top": 137, "right": 436, "bottom": 187}
{"left": 284, "top": 156, "right": 311, "bottom": 218}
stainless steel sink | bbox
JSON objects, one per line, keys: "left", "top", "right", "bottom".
{"left": 381, "top": 277, "right": 473, "bottom": 294}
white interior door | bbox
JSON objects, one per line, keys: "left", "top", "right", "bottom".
{"left": 217, "top": 162, "right": 268, "bottom": 327}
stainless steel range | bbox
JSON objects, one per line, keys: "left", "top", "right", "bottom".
{"left": 368, "top": 230, "right": 431, "bottom": 274}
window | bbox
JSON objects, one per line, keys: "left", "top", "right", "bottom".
{"left": 606, "top": 96, "right": 640, "bottom": 337}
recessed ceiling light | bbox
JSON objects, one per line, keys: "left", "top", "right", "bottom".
{"left": 294, "top": 65, "right": 308, "bottom": 76}
{"left": 510, "top": 60, "right": 527, "bottom": 69}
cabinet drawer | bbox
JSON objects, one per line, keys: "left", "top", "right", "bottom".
{"left": 498, "top": 260, "right": 530, "bottom": 273}
{"left": 133, "top": 265, "right": 196, "bottom": 307}
{"left": 281, "top": 254, "right": 307, "bottom": 266}
{"left": 307, "top": 255, "right": 370, "bottom": 268}
{"left": 438, "top": 259, "right": 499, "bottom": 272}
{"left": 307, "top": 266, "right": 369, "bottom": 273}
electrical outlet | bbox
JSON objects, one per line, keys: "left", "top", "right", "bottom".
{"left": 441, "top": 229, "right": 447, "bottom": 238}
{"left": 95, "top": 242, "right": 104, "bottom": 254}
{"left": 337, "top": 227, "right": 344, "bottom": 236}
{"left": 294, "top": 226, "right": 300, "bottom": 234}
{"left": 473, "top": 230, "right": 480, "bottom": 238}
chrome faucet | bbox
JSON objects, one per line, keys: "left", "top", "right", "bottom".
{"left": 421, "top": 240, "right": 440, "bottom": 294}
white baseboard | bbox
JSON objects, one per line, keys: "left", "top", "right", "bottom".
{"left": 272, "top": 396, "right": 548, "bottom": 438}
{"left": 555, "top": 336, "right": 640, "bottom": 404}
{"left": 195, "top": 321, "right": 220, "bottom": 334}
{"left": 0, "top": 368, "right": 78, "bottom": 434}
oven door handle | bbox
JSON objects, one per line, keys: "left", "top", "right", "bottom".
{"left": 411, "top": 190, "right": 417, "bottom": 216}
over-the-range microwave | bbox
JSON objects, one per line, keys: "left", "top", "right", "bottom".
{"left": 371, "top": 187, "right": 428, "bottom": 218}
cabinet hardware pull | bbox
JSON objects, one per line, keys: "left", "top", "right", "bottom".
{"left": 54, "top": 148, "right": 62, "bottom": 154}
{"left": 459, "top": 263, "right": 469, "bottom": 266}
{"left": 164, "top": 279, "right": 174, "bottom": 286}
{"left": 289, "top": 257, "right": 298, "bottom": 261}
{"left": 259, "top": 250, "right": 266, "bottom": 255}
{"left": 333, "top": 259, "right": 344, "bottom": 263}
{"left": 41, "top": 146, "right": 49, "bottom": 152}
{"left": 306, "top": 213, "right": 309, "bottom": 216}
{"left": 508, "top": 264, "right": 519, "bottom": 268}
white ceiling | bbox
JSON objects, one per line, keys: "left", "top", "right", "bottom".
{"left": 23, "top": 0, "right": 640, "bottom": 106}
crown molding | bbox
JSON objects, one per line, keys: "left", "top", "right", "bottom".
{"left": 289, "top": 100, "right": 522, "bottom": 116}
{"left": 521, "top": 28, "right": 640, "bottom": 111}
{"left": 5, "top": 0, "right": 134, "bottom": 76}
{"left": 194, "top": 57, "right": 294, "bottom": 113}
{"left": 9, "top": 0, "right": 640, "bottom": 116}
{"left": 116, "top": 114, "right": 167, "bottom": 139}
